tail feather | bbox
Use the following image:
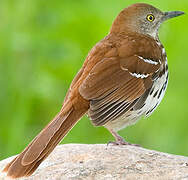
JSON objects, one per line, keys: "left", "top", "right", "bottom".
{"left": 26, "top": 112, "right": 81, "bottom": 177}
{"left": 22, "top": 109, "right": 73, "bottom": 166}
{"left": 3, "top": 103, "right": 87, "bottom": 178}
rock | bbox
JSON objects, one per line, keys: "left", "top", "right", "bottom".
{"left": 0, "top": 144, "right": 188, "bottom": 180}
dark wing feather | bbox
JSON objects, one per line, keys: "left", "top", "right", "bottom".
{"left": 79, "top": 57, "right": 151, "bottom": 126}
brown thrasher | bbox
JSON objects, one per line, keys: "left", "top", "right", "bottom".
{"left": 3, "top": 3, "right": 184, "bottom": 178}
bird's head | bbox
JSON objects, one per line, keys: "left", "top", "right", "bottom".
{"left": 111, "top": 3, "right": 184, "bottom": 39}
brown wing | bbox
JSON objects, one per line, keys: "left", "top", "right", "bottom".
{"left": 79, "top": 56, "right": 160, "bottom": 126}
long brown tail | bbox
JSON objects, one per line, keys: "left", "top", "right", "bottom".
{"left": 3, "top": 101, "right": 88, "bottom": 178}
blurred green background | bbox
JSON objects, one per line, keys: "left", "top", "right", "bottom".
{"left": 0, "top": 0, "right": 188, "bottom": 160}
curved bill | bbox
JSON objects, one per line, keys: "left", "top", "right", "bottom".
{"left": 163, "top": 11, "right": 185, "bottom": 21}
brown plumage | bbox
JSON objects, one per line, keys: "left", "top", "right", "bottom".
{"left": 2, "top": 3, "right": 184, "bottom": 178}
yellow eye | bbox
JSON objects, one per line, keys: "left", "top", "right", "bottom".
{"left": 146, "top": 14, "right": 155, "bottom": 22}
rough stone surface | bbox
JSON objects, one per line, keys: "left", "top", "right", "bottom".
{"left": 1, "top": 144, "right": 188, "bottom": 180}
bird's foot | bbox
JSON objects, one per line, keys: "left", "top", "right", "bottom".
{"left": 107, "top": 140, "right": 130, "bottom": 146}
{"left": 107, "top": 139, "right": 140, "bottom": 147}
{"left": 107, "top": 128, "right": 141, "bottom": 147}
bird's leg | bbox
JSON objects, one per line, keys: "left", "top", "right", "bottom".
{"left": 107, "top": 129, "right": 140, "bottom": 146}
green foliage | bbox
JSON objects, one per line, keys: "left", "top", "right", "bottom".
{"left": 0, "top": 0, "right": 188, "bottom": 160}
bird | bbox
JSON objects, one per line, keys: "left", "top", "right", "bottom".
{"left": 2, "top": 3, "right": 184, "bottom": 178}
